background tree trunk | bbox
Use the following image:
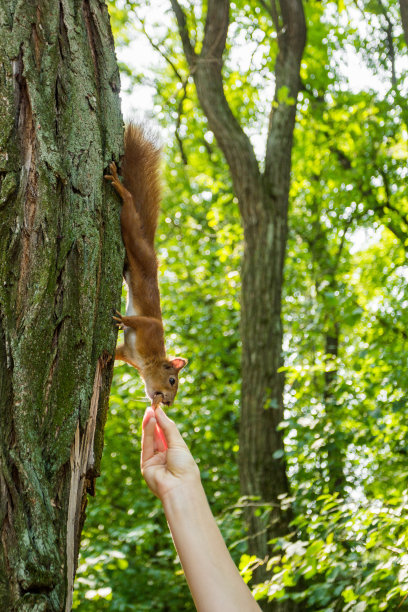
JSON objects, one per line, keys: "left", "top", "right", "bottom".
{"left": 170, "top": 1, "right": 305, "bottom": 608}
{"left": 0, "top": 1, "right": 123, "bottom": 609}
{"left": 240, "top": 6, "right": 306, "bottom": 597}
{"left": 323, "top": 326, "right": 345, "bottom": 494}
{"left": 302, "top": 189, "right": 346, "bottom": 496}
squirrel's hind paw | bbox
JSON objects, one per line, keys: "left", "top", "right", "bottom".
{"left": 109, "top": 161, "right": 118, "bottom": 177}
{"left": 104, "top": 162, "right": 120, "bottom": 182}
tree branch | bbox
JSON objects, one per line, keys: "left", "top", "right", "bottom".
{"left": 377, "top": 0, "right": 397, "bottom": 86}
{"left": 170, "top": 0, "right": 261, "bottom": 220}
{"left": 137, "top": 16, "right": 184, "bottom": 82}
{"left": 329, "top": 145, "right": 408, "bottom": 247}
{"left": 353, "top": 297, "right": 408, "bottom": 341}
{"left": 201, "top": 0, "right": 230, "bottom": 60}
{"left": 258, "top": 0, "right": 282, "bottom": 31}
{"left": 264, "top": 0, "right": 306, "bottom": 210}
{"left": 136, "top": 14, "right": 190, "bottom": 164}
{"left": 169, "top": 0, "right": 196, "bottom": 65}
{"left": 175, "top": 78, "right": 189, "bottom": 165}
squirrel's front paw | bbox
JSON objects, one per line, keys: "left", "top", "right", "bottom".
{"left": 113, "top": 310, "right": 125, "bottom": 329}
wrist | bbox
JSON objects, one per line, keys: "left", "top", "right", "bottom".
{"left": 161, "top": 477, "right": 207, "bottom": 517}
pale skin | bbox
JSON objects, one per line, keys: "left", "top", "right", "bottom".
{"left": 141, "top": 406, "right": 262, "bottom": 612}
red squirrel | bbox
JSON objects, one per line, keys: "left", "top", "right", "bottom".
{"left": 105, "top": 124, "right": 187, "bottom": 406}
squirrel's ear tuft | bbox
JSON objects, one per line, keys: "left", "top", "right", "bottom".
{"left": 170, "top": 358, "right": 188, "bottom": 371}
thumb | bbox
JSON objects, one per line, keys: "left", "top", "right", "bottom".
{"left": 155, "top": 407, "right": 187, "bottom": 448}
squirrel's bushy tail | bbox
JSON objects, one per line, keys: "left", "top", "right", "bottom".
{"left": 122, "top": 123, "right": 161, "bottom": 246}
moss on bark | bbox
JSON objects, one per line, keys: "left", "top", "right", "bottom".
{"left": 0, "top": 1, "right": 124, "bottom": 609}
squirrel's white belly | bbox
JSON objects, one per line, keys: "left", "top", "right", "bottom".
{"left": 124, "top": 327, "right": 145, "bottom": 370}
{"left": 125, "top": 272, "right": 141, "bottom": 317}
{"left": 124, "top": 273, "right": 145, "bottom": 369}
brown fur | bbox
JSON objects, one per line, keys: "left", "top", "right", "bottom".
{"left": 105, "top": 123, "right": 187, "bottom": 405}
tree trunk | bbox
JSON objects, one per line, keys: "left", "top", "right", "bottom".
{"left": 170, "top": 1, "right": 305, "bottom": 609}
{"left": 323, "top": 326, "right": 345, "bottom": 494}
{"left": 240, "top": 5, "right": 306, "bottom": 598}
{"left": 239, "top": 202, "right": 293, "bottom": 568}
{"left": 0, "top": 1, "right": 123, "bottom": 610}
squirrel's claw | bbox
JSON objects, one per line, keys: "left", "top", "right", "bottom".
{"left": 105, "top": 163, "right": 128, "bottom": 200}
{"left": 106, "top": 162, "right": 119, "bottom": 181}
{"left": 112, "top": 313, "right": 125, "bottom": 329}
{"left": 104, "top": 162, "right": 118, "bottom": 181}
{"left": 113, "top": 311, "right": 125, "bottom": 329}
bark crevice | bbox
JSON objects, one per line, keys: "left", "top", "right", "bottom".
{"left": 0, "top": 0, "right": 123, "bottom": 608}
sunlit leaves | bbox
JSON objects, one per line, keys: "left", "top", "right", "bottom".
{"left": 74, "top": 0, "right": 408, "bottom": 609}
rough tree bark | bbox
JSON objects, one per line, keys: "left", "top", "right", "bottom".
{"left": 170, "top": 1, "right": 306, "bottom": 608}
{"left": 0, "top": 1, "right": 123, "bottom": 610}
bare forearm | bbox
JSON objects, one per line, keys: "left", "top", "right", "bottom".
{"left": 141, "top": 407, "right": 261, "bottom": 610}
{"left": 162, "top": 483, "right": 261, "bottom": 612}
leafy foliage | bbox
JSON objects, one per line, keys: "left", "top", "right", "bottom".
{"left": 74, "top": 0, "right": 408, "bottom": 609}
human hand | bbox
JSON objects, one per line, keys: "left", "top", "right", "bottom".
{"left": 141, "top": 406, "right": 201, "bottom": 502}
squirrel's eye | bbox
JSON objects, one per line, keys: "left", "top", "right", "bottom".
{"left": 169, "top": 377, "right": 176, "bottom": 386}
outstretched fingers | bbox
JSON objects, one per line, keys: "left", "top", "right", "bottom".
{"left": 141, "top": 408, "right": 157, "bottom": 464}
{"left": 142, "top": 407, "right": 168, "bottom": 461}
